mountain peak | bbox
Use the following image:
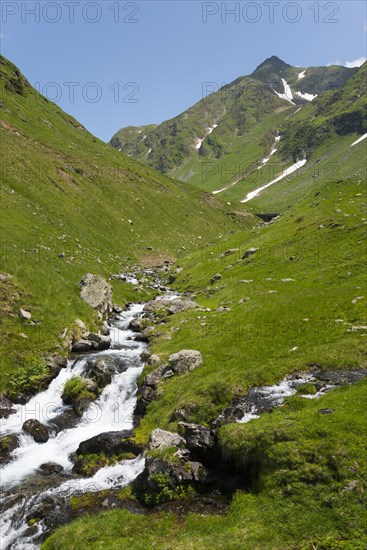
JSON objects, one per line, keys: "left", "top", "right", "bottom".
{"left": 252, "top": 56, "right": 292, "bottom": 74}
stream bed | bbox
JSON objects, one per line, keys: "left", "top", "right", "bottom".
{"left": 0, "top": 303, "right": 149, "bottom": 549}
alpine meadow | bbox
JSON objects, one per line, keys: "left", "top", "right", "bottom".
{"left": 0, "top": 2, "right": 366, "bottom": 550}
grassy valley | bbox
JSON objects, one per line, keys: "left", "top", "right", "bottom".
{"left": 0, "top": 56, "right": 250, "bottom": 392}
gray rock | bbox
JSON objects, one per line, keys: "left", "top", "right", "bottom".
{"left": 75, "top": 319, "right": 87, "bottom": 333}
{"left": 19, "top": 308, "right": 31, "bottom": 320}
{"left": 39, "top": 462, "right": 64, "bottom": 475}
{"left": 168, "top": 299, "right": 198, "bottom": 315}
{"left": 210, "top": 273, "right": 222, "bottom": 284}
{"left": 22, "top": 419, "right": 49, "bottom": 443}
{"left": 143, "top": 300, "right": 171, "bottom": 313}
{"left": 79, "top": 274, "right": 113, "bottom": 316}
{"left": 0, "top": 273, "right": 12, "bottom": 282}
{"left": 0, "top": 396, "right": 16, "bottom": 418}
{"left": 145, "top": 365, "right": 174, "bottom": 387}
{"left": 243, "top": 247, "right": 259, "bottom": 259}
{"left": 129, "top": 318, "right": 145, "bottom": 332}
{"left": 148, "top": 428, "right": 185, "bottom": 450}
{"left": 168, "top": 350, "right": 203, "bottom": 375}
{"left": 221, "top": 248, "right": 239, "bottom": 257}
{"left": 148, "top": 354, "right": 161, "bottom": 367}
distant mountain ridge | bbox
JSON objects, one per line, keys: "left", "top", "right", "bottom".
{"left": 110, "top": 56, "right": 358, "bottom": 187}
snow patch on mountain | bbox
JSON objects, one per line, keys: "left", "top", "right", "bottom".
{"left": 295, "top": 91, "right": 317, "bottom": 101}
{"left": 241, "top": 159, "right": 307, "bottom": 203}
{"left": 351, "top": 133, "right": 367, "bottom": 147}
{"left": 274, "top": 79, "right": 295, "bottom": 105}
{"left": 195, "top": 124, "right": 218, "bottom": 150}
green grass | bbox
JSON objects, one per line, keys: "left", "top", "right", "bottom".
{"left": 42, "top": 382, "right": 367, "bottom": 550}
{"left": 132, "top": 143, "right": 366, "bottom": 441}
{"left": 0, "top": 55, "right": 251, "bottom": 392}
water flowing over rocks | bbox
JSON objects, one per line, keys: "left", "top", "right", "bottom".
{"left": 214, "top": 369, "right": 367, "bottom": 426}
{"left": 22, "top": 419, "right": 49, "bottom": 443}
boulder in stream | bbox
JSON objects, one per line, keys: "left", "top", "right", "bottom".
{"left": 22, "top": 419, "right": 49, "bottom": 443}
{"left": 0, "top": 434, "right": 19, "bottom": 463}
{"left": 39, "top": 462, "right": 64, "bottom": 475}
{"left": 76, "top": 430, "right": 142, "bottom": 457}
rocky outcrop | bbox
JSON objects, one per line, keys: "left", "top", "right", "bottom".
{"left": 79, "top": 274, "right": 113, "bottom": 317}
{"left": 178, "top": 422, "right": 218, "bottom": 464}
{"left": 168, "top": 350, "right": 203, "bottom": 375}
{"left": 168, "top": 299, "right": 198, "bottom": 315}
{"left": 135, "top": 351, "right": 203, "bottom": 418}
{"left": 0, "top": 396, "right": 16, "bottom": 418}
{"left": 148, "top": 429, "right": 185, "bottom": 450}
{"left": 22, "top": 419, "right": 49, "bottom": 443}
{"left": 39, "top": 462, "right": 64, "bottom": 475}
{"left": 134, "top": 428, "right": 207, "bottom": 506}
{"left": 243, "top": 247, "right": 259, "bottom": 259}
{"left": 75, "top": 430, "right": 142, "bottom": 456}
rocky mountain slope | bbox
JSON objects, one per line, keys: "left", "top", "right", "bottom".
{"left": 110, "top": 56, "right": 358, "bottom": 191}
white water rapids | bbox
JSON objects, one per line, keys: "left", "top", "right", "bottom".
{"left": 0, "top": 303, "right": 148, "bottom": 549}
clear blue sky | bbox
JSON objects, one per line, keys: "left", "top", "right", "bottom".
{"left": 1, "top": 1, "right": 366, "bottom": 141}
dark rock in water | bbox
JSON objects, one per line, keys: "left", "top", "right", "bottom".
{"left": 71, "top": 340, "right": 92, "bottom": 353}
{"left": 84, "top": 355, "right": 127, "bottom": 388}
{"left": 22, "top": 419, "right": 49, "bottom": 443}
{"left": 0, "top": 395, "right": 16, "bottom": 418}
{"left": 129, "top": 318, "right": 145, "bottom": 332}
{"left": 178, "top": 422, "right": 219, "bottom": 464}
{"left": 76, "top": 430, "right": 142, "bottom": 457}
{"left": 0, "top": 434, "right": 19, "bottom": 463}
{"left": 87, "top": 332, "right": 111, "bottom": 351}
{"left": 50, "top": 409, "right": 79, "bottom": 432}
{"left": 39, "top": 462, "right": 64, "bottom": 475}
{"left": 314, "top": 369, "right": 367, "bottom": 385}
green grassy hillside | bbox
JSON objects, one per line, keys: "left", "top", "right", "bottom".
{"left": 43, "top": 122, "right": 367, "bottom": 549}
{"left": 0, "top": 55, "right": 250, "bottom": 392}
{"left": 110, "top": 57, "right": 357, "bottom": 194}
